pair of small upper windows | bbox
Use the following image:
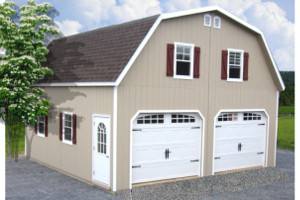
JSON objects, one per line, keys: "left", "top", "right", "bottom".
{"left": 204, "top": 14, "right": 221, "bottom": 29}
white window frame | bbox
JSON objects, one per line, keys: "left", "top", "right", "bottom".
{"left": 227, "top": 48, "right": 244, "bottom": 82}
{"left": 213, "top": 16, "right": 221, "bottom": 29}
{"left": 204, "top": 14, "right": 212, "bottom": 27}
{"left": 37, "top": 116, "right": 45, "bottom": 137}
{"left": 173, "top": 42, "right": 194, "bottom": 80}
{"left": 62, "top": 112, "right": 73, "bottom": 145}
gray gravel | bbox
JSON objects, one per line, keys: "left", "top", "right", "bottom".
{"left": 6, "top": 149, "right": 294, "bottom": 200}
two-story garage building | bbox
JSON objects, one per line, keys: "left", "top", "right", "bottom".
{"left": 26, "top": 6, "right": 285, "bottom": 192}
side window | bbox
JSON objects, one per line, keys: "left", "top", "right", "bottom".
{"left": 243, "top": 113, "right": 262, "bottom": 121}
{"left": 213, "top": 16, "right": 221, "bottom": 29}
{"left": 204, "top": 14, "right": 212, "bottom": 27}
{"left": 63, "top": 113, "right": 73, "bottom": 144}
{"left": 228, "top": 49, "right": 244, "bottom": 81}
{"left": 217, "top": 113, "right": 238, "bottom": 122}
{"left": 137, "top": 114, "right": 164, "bottom": 124}
{"left": 171, "top": 114, "right": 195, "bottom": 123}
{"left": 37, "top": 116, "right": 45, "bottom": 136}
{"left": 174, "top": 43, "right": 194, "bottom": 79}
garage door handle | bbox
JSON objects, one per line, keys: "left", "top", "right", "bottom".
{"left": 132, "top": 165, "right": 141, "bottom": 169}
{"left": 214, "top": 156, "right": 221, "bottom": 160}
{"left": 190, "top": 159, "right": 200, "bottom": 162}
{"left": 191, "top": 126, "right": 201, "bottom": 129}
{"left": 215, "top": 125, "right": 222, "bottom": 128}
{"left": 258, "top": 123, "right": 265, "bottom": 126}
{"left": 132, "top": 128, "right": 142, "bottom": 131}
{"left": 257, "top": 152, "right": 264, "bottom": 155}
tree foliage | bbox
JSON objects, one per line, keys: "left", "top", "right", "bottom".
{"left": 0, "top": 0, "right": 59, "bottom": 125}
{"left": 0, "top": 0, "right": 59, "bottom": 160}
{"left": 280, "top": 71, "right": 294, "bottom": 106}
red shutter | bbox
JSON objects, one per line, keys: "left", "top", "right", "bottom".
{"left": 45, "top": 116, "right": 48, "bottom": 137}
{"left": 243, "top": 52, "right": 249, "bottom": 81}
{"left": 166, "top": 43, "right": 174, "bottom": 76}
{"left": 59, "top": 113, "right": 62, "bottom": 141}
{"left": 221, "top": 50, "right": 228, "bottom": 80}
{"left": 194, "top": 47, "right": 200, "bottom": 78}
{"left": 72, "top": 114, "right": 77, "bottom": 145}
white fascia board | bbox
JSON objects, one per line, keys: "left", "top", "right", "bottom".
{"left": 115, "top": 6, "right": 285, "bottom": 91}
{"left": 35, "top": 82, "right": 116, "bottom": 87}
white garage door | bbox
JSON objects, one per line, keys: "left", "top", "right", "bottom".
{"left": 214, "top": 112, "right": 267, "bottom": 173}
{"left": 132, "top": 113, "right": 202, "bottom": 184}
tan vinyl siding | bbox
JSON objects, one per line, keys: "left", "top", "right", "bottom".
{"left": 26, "top": 87, "right": 114, "bottom": 185}
{"left": 116, "top": 12, "right": 278, "bottom": 190}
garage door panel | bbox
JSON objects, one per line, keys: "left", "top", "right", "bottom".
{"left": 132, "top": 159, "right": 200, "bottom": 184}
{"left": 214, "top": 152, "right": 265, "bottom": 172}
{"left": 133, "top": 143, "right": 200, "bottom": 164}
{"left": 133, "top": 128, "right": 200, "bottom": 145}
{"left": 215, "top": 125, "right": 266, "bottom": 139}
{"left": 215, "top": 137, "right": 265, "bottom": 155}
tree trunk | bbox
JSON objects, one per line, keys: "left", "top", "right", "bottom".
{"left": 14, "top": 125, "right": 19, "bottom": 162}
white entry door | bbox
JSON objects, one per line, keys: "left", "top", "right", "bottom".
{"left": 214, "top": 112, "right": 267, "bottom": 173}
{"left": 132, "top": 113, "right": 202, "bottom": 184}
{"left": 92, "top": 115, "right": 110, "bottom": 186}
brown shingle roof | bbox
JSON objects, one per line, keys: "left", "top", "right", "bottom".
{"left": 42, "top": 15, "right": 159, "bottom": 83}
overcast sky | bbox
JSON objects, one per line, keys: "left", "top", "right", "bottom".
{"left": 14, "top": 0, "right": 295, "bottom": 71}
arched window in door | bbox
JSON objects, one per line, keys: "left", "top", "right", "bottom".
{"left": 97, "top": 123, "right": 107, "bottom": 154}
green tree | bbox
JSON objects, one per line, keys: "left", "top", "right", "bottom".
{"left": 0, "top": 0, "right": 59, "bottom": 160}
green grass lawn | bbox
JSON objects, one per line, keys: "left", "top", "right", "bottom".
{"left": 5, "top": 123, "right": 25, "bottom": 156}
{"left": 279, "top": 106, "right": 294, "bottom": 115}
{"left": 277, "top": 105, "right": 294, "bottom": 150}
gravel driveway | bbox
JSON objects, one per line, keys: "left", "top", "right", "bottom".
{"left": 6, "top": 149, "right": 294, "bottom": 200}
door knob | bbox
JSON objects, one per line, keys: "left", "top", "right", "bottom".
{"left": 238, "top": 143, "right": 242, "bottom": 152}
{"left": 165, "top": 148, "right": 171, "bottom": 159}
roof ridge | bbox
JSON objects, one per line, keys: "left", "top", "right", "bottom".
{"left": 52, "top": 14, "right": 160, "bottom": 43}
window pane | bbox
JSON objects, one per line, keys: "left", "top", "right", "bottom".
{"left": 65, "top": 114, "right": 72, "bottom": 121}
{"left": 184, "top": 47, "right": 190, "bottom": 54}
{"left": 64, "top": 121, "right": 72, "bottom": 127}
{"left": 64, "top": 129, "right": 71, "bottom": 141}
{"left": 229, "top": 67, "right": 240, "bottom": 78}
{"left": 183, "top": 54, "right": 190, "bottom": 60}
{"left": 176, "top": 61, "right": 190, "bottom": 76}
{"left": 38, "top": 123, "right": 45, "bottom": 134}
{"left": 177, "top": 46, "right": 183, "bottom": 53}
{"left": 176, "top": 54, "right": 183, "bottom": 60}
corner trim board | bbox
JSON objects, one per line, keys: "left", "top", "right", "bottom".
{"left": 112, "top": 86, "right": 118, "bottom": 191}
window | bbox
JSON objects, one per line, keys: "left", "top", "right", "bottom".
{"left": 63, "top": 113, "right": 73, "bottom": 144}
{"left": 243, "top": 113, "right": 262, "bottom": 121}
{"left": 171, "top": 114, "right": 195, "bottom": 123}
{"left": 217, "top": 113, "right": 238, "bottom": 122}
{"left": 174, "top": 43, "right": 194, "bottom": 79}
{"left": 204, "top": 14, "right": 212, "bottom": 27}
{"left": 97, "top": 123, "right": 107, "bottom": 154}
{"left": 137, "top": 114, "right": 164, "bottom": 124}
{"left": 213, "top": 16, "right": 221, "bottom": 29}
{"left": 228, "top": 49, "right": 244, "bottom": 81}
{"left": 37, "top": 116, "right": 45, "bottom": 136}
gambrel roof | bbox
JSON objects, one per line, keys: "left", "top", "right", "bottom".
{"left": 40, "top": 6, "right": 285, "bottom": 91}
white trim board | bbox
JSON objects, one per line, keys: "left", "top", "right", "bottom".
{"left": 37, "top": 6, "right": 284, "bottom": 91}
{"left": 128, "top": 109, "right": 206, "bottom": 189}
